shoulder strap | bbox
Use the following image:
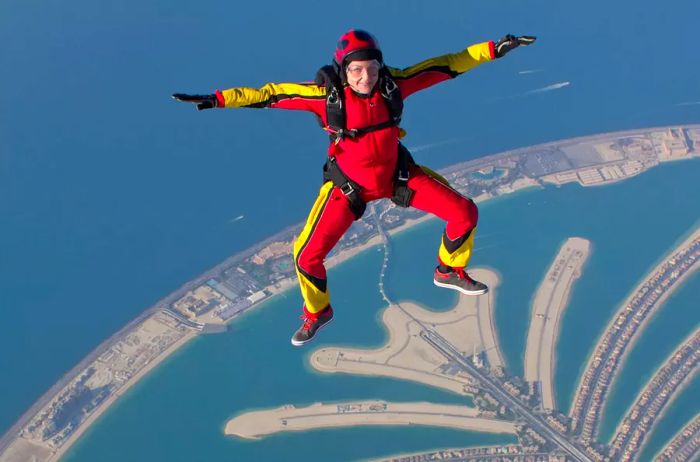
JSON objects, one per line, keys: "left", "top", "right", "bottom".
{"left": 378, "top": 68, "right": 403, "bottom": 124}
{"left": 315, "top": 65, "right": 345, "bottom": 133}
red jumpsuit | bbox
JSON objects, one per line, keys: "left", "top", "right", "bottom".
{"left": 217, "top": 41, "right": 496, "bottom": 313}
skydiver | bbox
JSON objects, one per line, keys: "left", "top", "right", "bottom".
{"left": 173, "top": 30, "right": 536, "bottom": 346}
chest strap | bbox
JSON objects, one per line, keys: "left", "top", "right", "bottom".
{"left": 326, "top": 118, "right": 400, "bottom": 144}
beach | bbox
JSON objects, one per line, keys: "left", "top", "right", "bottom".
{"left": 309, "top": 269, "right": 502, "bottom": 395}
{"left": 524, "top": 237, "right": 591, "bottom": 410}
{"left": 0, "top": 317, "right": 198, "bottom": 462}
{"left": 225, "top": 401, "right": 515, "bottom": 439}
{"left": 48, "top": 331, "right": 197, "bottom": 462}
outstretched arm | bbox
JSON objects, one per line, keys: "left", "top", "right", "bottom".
{"left": 390, "top": 35, "right": 536, "bottom": 98}
{"left": 173, "top": 82, "right": 327, "bottom": 116}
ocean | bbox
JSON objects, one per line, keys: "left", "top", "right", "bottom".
{"left": 1, "top": 0, "right": 699, "bottom": 457}
{"left": 62, "top": 159, "right": 700, "bottom": 461}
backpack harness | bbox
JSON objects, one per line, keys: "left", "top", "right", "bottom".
{"left": 315, "top": 65, "right": 415, "bottom": 219}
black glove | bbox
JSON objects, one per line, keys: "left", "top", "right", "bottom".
{"left": 494, "top": 35, "right": 536, "bottom": 58}
{"left": 172, "top": 93, "right": 218, "bottom": 110}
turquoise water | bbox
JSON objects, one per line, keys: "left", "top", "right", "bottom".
{"left": 62, "top": 159, "right": 700, "bottom": 461}
{"left": 3, "top": 0, "right": 700, "bottom": 434}
{"left": 638, "top": 380, "right": 700, "bottom": 461}
{"left": 63, "top": 246, "right": 515, "bottom": 461}
{"left": 598, "top": 267, "right": 700, "bottom": 443}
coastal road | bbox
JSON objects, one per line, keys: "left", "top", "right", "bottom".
{"left": 422, "top": 330, "right": 593, "bottom": 462}
{"left": 371, "top": 205, "right": 592, "bottom": 460}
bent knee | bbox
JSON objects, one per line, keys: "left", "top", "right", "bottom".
{"left": 295, "top": 245, "right": 324, "bottom": 274}
{"left": 462, "top": 198, "right": 478, "bottom": 228}
{"left": 293, "top": 236, "right": 303, "bottom": 260}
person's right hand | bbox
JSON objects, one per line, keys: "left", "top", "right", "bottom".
{"left": 172, "top": 93, "right": 218, "bottom": 110}
{"left": 494, "top": 35, "right": 536, "bottom": 58}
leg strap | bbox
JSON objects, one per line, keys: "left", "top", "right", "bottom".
{"left": 323, "top": 157, "right": 366, "bottom": 220}
{"left": 391, "top": 143, "right": 416, "bottom": 207}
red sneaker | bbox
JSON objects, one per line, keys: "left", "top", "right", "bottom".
{"left": 291, "top": 305, "right": 334, "bottom": 346}
{"left": 433, "top": 267, "right": 488, "bottom": 295}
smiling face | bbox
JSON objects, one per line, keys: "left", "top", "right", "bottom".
{"left": 345, "top": 60, "right": 381, "bottom": 95}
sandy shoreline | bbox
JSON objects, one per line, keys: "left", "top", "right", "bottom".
{"left": 47, "top": 331, "right": 197, "bottom": 462}
{"left": 2, "top": 214, "right": 450, "bottom": 462}
{"left": 524, "top": 237, "right": 591, "bottom": 410}
{"left": 224, "top": 270, "right": 510, "bottom": 441}
{"left": 0, "top": 327, "right": 198, "bottom": 462}
{"left": 225, "top": 401, "right": 515, "bottom": 439}
{"left": 3, "top": 214, "right": 449, "bottom": 462}
{"left": 477, "top": 270, "right": 505, "bottom": 369}
{"left": 310, "top": 269, "right": 502, "bottom": 393}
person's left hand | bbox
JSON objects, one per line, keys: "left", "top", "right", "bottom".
{"left": 172, "top": 93, "right": 218, "bottom": 110}
{"left": 494, "top": 35, "right": 536, "bottom": 58}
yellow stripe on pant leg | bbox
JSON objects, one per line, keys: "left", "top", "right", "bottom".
{"left": 293, "top": 181, "right": 335, "bottom": 313}
{"left": 420, "top": 165, "right": 450, "bottom": 186}
{"left": 438, "top": 227, "right": 476, "bottom": 269}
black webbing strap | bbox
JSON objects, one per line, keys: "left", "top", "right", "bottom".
{"left": 318, "top": 65, "right": 404, "bottom": 144}
{"left": 391, "top": 143, "right": 415, "bottom": 208}
{"left": 328, "top": 118, "right": 400, "bottom": 144}
{"left": 348, "top": 119, "right": 401, "bottom": 138}
{"left": 323, "top": 157, "right": 367, "bottom": 220}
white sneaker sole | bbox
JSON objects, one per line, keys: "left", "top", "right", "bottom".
{"left": 433, "top": 279, "right": 488, "bottom": 296}
{"left": 290, "top": 317, "right": 334, "bottom": 347}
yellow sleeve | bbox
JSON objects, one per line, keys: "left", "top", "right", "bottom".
{"left": 387, "top": 41, "right": 495, "bottom": 98}
{"left": 445, "top": 41, "right": 495, "bottom": 74}
{"left": 218, "top": 82, "right": 326, "bottom": 110}
{"left": 390, "top": 41, "right": 495, "bottom": 80}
